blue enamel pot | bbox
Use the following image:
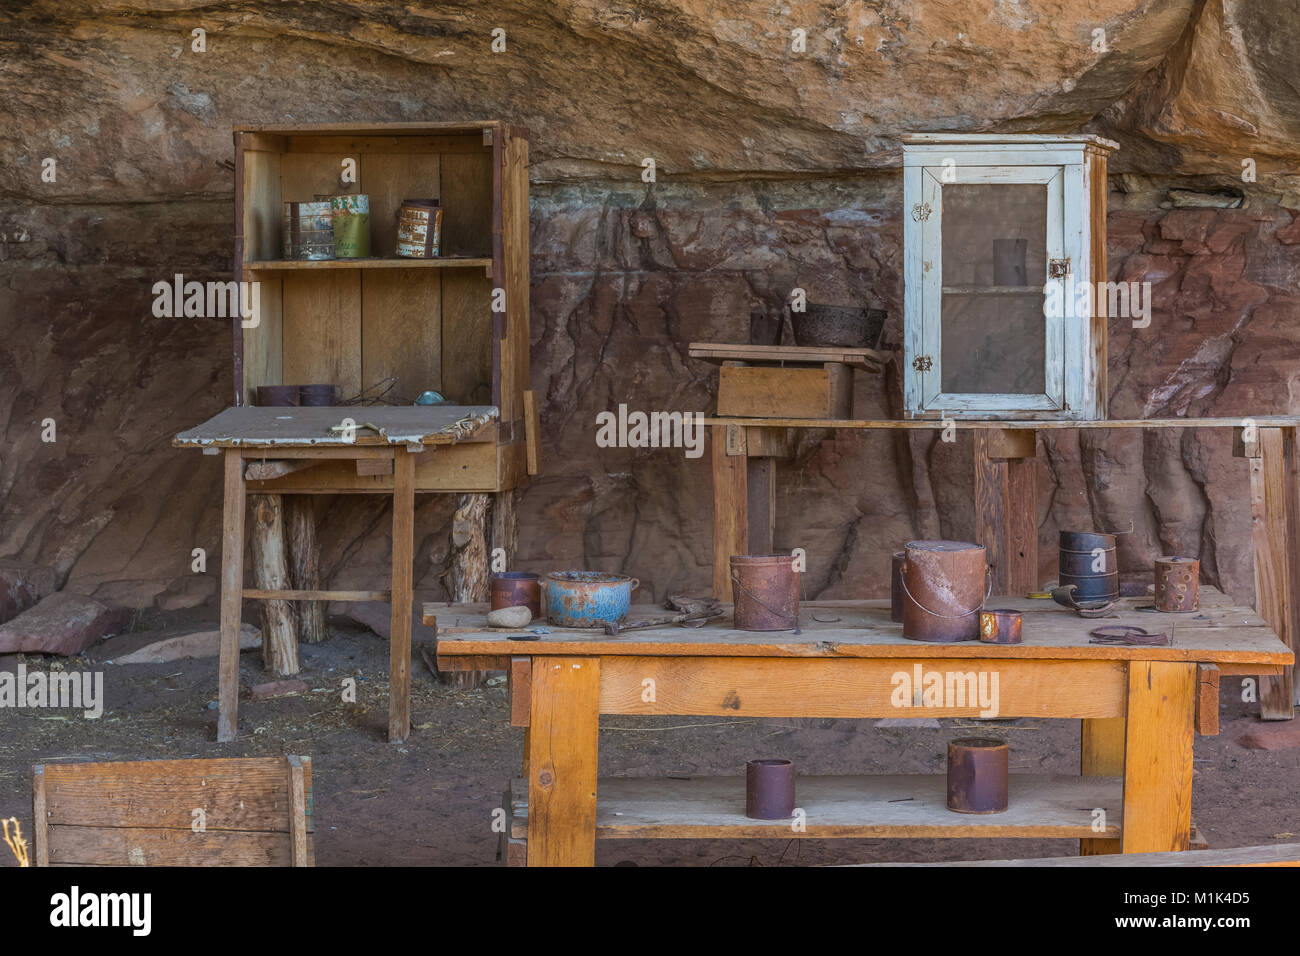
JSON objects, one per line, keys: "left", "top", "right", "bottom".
{"left": 544, "top": 571, "right": 639, "bottom": 628}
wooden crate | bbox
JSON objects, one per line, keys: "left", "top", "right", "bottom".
{"left": 232, "top": 121, "right": 532, "bottom": 492}
{"left": 716, "top": 364, "right": 852, "bottom": 420}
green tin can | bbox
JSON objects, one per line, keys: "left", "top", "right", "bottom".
{"left": 327, "top": 194, "right": 371, "bottom": 258}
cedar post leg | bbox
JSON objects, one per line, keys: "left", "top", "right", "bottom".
{"left": 973, "top": 429, "right": 1038, "bottom": 597}
{"left": 527, "top": 656, "right": 600, "bottom": 866}
{"left": 1080, "top": 717, "right": 1124, "bottom": 855}
{"left": 712, "top": 425, "right": 748, "bottom": 601}
{"left": 388, "top": 449, "right": 415, "bottom": 743}
{"left": 217, "top": 449, "right": 245, "bottom": 742}
{"left": 1121, "top": 661, "right": 1195, "bottom": 853}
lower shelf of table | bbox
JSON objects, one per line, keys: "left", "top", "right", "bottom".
{"left": 507, "top": 774, "right": 1122, "bottom": 841}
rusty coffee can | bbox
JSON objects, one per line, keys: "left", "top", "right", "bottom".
{"left": 256, "top": 385, "right": 300, "bottom": 407}
{"left": 298, "top": 384, "right": 340, "bottom": 407}
{"left": 282, "top": 200, "right": 335, "bottom": 260}
{"left": 947, "top": 738, "right": 1008, "bottom": 814}
{"left": 491, "top": 572, "right": 541, "bottom": 620}
{"left": 901, "top": 541, "right": 987, "bottom": 642}
{"left": 730, "top": 554, "right": 799, "bottom": 631}
{"left": 978, "top": 608, "right": 1022, "bottom": 644}
{"left": 890, "top": 551, "right": 906, "bottom": 623}
{"left": 1154, "top": 556, "right": 1199, "bottom": 612}
{"left": 396, "top": 198, "right": 442, "bottom": 258}
{"left": 1056, "top": 530, "right": 1119, "bottom": 607}
{"left": 745, "top": 759, "right": 795, "bottom": 820}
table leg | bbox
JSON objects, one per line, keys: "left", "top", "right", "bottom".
{"left": 712, "top": 425, "right": 747, "bottom": 601}
{"left": 1080, "top": 717, "right": 1124, "bottom": 855}
{"left": 217, "top": 449, "right": 245, "bottom": 742}
{"left": 388, "top": 449, "right": 415, "bottom": 743}
{"left": 527, "top": 656, "right": 600, "bottom": 866}
{"left": 1121, "top": 661, "right": 1195, "bottom": 852}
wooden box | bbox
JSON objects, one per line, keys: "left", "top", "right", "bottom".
{"left": 232, "top": 121, "right": 532, "bottom": 491}
{"left": 902, "top": 133, "right": 1117, "bottom": 420}
{"left": 717, "top": 364, "right": 852, "bottom": 420}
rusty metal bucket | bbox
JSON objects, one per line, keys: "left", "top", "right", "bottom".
{"left": 947, "top": 738, "right": 1009, "bottom": 814}
{"left": 1055, "top": 530, "right": 1119, "bottom": 610}
{"left": 730, "top": 554, "right": 799, "bottom": 631}
{"left": 901, "top": 540, "right": 988, "bottom": 642}
{"left": 491, "top": 572, "right": 541, "bottom": 620}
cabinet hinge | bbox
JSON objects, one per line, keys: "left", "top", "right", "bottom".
{"left": 912, "top": 355, "right": 933, "bottom": 372}
{"left": 1049, "top": 257, "right": 1071, "bottom": 278}
{"left": 911, "top": 202, "right": 932, "bottom": 222}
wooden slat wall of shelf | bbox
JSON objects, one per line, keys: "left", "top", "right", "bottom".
{"left": 361, "top": 270, "right": 443, "bottom": 395}
{"left": 282, "top": 270, "right": 362, "bottom": 399}
{"left": 704, "top": 416, "right": 1300, "bottom": 430}
{"left": 361, "top": 152, "right": 440, "bottom": 256}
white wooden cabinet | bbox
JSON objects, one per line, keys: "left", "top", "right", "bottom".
{"left": 902, "top": 134, "right": 1118, "bottom": 420}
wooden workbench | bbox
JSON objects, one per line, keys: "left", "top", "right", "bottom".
{"left": 176, "top": 404, "right": 499, "bottom": 743}
{"left": 435, "top": 588, "right": 1292, "bottom": 866}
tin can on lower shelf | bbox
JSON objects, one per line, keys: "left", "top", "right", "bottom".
{"left": 947, "top": 738, "right": 1008, "bottom": 814}
{"left": 396, "top": 198, "right": 442, "bottom": 258}
{"left": 745, "top": 759, "right": 795, "bottom": 820}
{"left": 282, "top": 201, "right": 335, "bottom": 260}
{"left": 1154, "top": 556, "right": 1199, "bottom": 612}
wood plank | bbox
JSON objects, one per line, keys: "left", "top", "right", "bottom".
{"left": 703, "top": 416, "right": 1300, "bottom": 430}
{"left": 175, "top": 405, "right": 498, "bottom": 448}
{"left": 1005, "top": 457, "right": 1039, "bottom": 594}
{"left": 440, "top": 150, "right": 494, "bottom": 259}
{"left": 574, "top": 774, "right": 1120, "bottom": 840}
{"left": 974, "top": 432, "right": 1037, "bottom": 596}
{"left": 440, "top": 270, "right": 493, "bottom": 405}
{"left": 861, "top": 843, "right": 1300, "bottom": 867}
{"left": 523, "top": 390, "right": 541, "bottom": 476}
{"left": 218, "top": 450, "right": 244, "bottom": 742}
{"left": 527, "top": 657, "right": 600, "bottom": 866}
{"left": 244, "top": 588, "right": 389, "bottom": 602}
{"left": 985, "top": 428, "right": 1037, "bottom": 459}
{"left": 239, "top": 270, "right": 283, "bottom": 406}
{"left": 388, "top": 450, "right": 416, "bottom": 742}
{"left": 598, "top": 656, "right": 1126, "bottom": 718}
{"left": 282, "top": 270, "right": 363, "bottom": 400}
{"left": 47, "top": 826, "right": 295, "bottom": 867}
{"left": 826, "top": 362, "right": 852, "bottom": 419}
{"left": 240, "top": 147, "right": 281, "bottom": 263}
{"left": 1080, "top": 717, "right": 1125, "bottom": 855}
{"left": 361, "top": 270, "right": 442, "bottom": 400}
{"left": 283, "top": 134, "right": 487, "bottom": 155}
{"left": 973, "top": 432, "right": 1009, "bottom": 596}
{"left": 746, "top": 458, "right": 776, "bottom": 555}
{"left": 745, "top": 426, "right": 792, "bottom": 458}
{"left": 717, "top": 366, "right": 845, "bottom": 419}
{"left": 361, "top": 152, "right": 440, "bottom": 257}
{"left": 32, "top": 765, "right": 48, "bottom": 867}
{"left": 1247, "top": 427, "right": 1298, "bottom": 718}
{"left": 287, "top": 755, "right": 309, "bottom": 867}
{"left": 1122, "top": 661, "right": 1196, "bottom": 852}
{"left": 248, "top": 494, "right": 298, "bottom": 676}
{"left": 689, "top": 342, "right": 888, "bottom": 369}
{"left": 280, "top": 151, "right": 351, "bottom": 202}
{"left": 244, "top": 441, "right": 507, "bottom": 494}
{"left": 244, "top": 459, "right": 323, "bottom": 481}
{"left": 712, "top": 425, "right": 747, "bottom": 601}
{"left": 244, "top": 257, "right": 492, "bottom": 272}
{"left": 501, "top": 130, "right": 531, "bottom": 425}
{"left": 356, "top": 457, "right": 393, "bottom": 476}
{"left": 1197, "top": 663, "right": 1220, "bottom": 735}
{"left": 509, "top": 656, "right": 532, "bottom": 727}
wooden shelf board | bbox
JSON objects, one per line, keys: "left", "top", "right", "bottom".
{"left": 704, "top": 416, "right": 1300, "bottom": 430}
{"left": 508, "top": 774, "right": 1121, "bottom": 840}
{"left": 244, "top": 257, "right": 493, "bottom": 272}
{"left": 689, "top": 342, "right": 891, "bottom": 368}
{"left": 174, "top": 405, "right": 498, "bottom": 448}
{"left": 942, "top": 286, "right": 1043, "bottom": 295}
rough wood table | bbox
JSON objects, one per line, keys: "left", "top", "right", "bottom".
{"left": 435, "top": 589, "right": 1292, "bottom": 867}
{"left": 176, "top": 404, "right": 499, "bottom": 743}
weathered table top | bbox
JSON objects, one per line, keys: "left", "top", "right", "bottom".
{"left": 431, "top": 589, "right": 1292, "bottom": 665}
{"left": 173, "top": 405, "right": 498, "bottom": 448}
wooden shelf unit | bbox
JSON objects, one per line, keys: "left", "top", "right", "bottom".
{"left": 232, "top": 121, "right": 532, "bottom": 493}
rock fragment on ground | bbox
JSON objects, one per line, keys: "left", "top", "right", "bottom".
{"left": 109, "top": 624, "right": 260, "bottom": 664}
{"left": 0, "top": 592, "right": 128, "bottom": 656}
{"left": 251, "top": 679, "right": 309, "bottom": 700}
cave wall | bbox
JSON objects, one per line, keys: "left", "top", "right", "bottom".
{"left": 1, "top": 0, "right": 1298, "bottom": 612}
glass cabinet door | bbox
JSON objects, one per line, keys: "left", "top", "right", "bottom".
{"left": 919, "top": 166, "right": 1065, "bottom": 412}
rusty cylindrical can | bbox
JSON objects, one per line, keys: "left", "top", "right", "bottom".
{"left": 325, "top": 193, "right": 371, "bottom": 258}
{"left": 1056, "top": 530, "right": 1119, "bottom": 606}
{"left": 730, "top": 554, "right": 799, "bottom": 631}
{"left": 890, "top": 551, "right": 906, "bottom": 623}
{"left": 745, "top": 759, "right": 796, "bottom": 820}
{"left": 298, "top": 384, "right": 340, "bottom": 407}
{"left": 396, "top": 199, "right": 443, "bottom": 258}
{"left": 947, "top": 738, "right": 1009, "bottom": 814}
{"left": 978, "top": 608, "right": 1023, "bottom": 644}
{"left": 1154, "top": 556, "right": 1199, "bottom": 612}
{"left": 282, "top": 201, "right": 335, "bottom": 260}
{"left": 901, "top": 541, "right": 987, "bottom": 642}
{"left": 491, "top": 572, "right": 541, "bottom": 620}
{"left": 256, "top": 385, "right": 300, "bottom": 407}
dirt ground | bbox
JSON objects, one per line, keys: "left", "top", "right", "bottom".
{"left": 2, "top": 610, "right": 1297, "bottom": 867}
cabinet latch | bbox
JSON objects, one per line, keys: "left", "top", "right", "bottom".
{"left": 911, "top": 202, "right": 932, "bottom": 222}
{"left": 912, "top": 355, "right": 933, "bottom": 372}
{"left": 1049, "top": 257, "right": 1071, "bottom": 278}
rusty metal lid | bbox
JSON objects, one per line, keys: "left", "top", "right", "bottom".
{"left": 905, "top": 540, "right": 983, "bottom": 553}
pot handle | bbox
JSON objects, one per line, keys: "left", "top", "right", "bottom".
{"left": 628, "top": 577, "right": 640, "bottom": 591}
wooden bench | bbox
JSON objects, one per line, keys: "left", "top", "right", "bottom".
{"left": 33, "top": 756, "right": 313, "bottom": 866}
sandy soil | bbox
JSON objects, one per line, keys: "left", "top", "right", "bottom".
{"left": 1, "top": 613, "right": 1297, "bottom": 867}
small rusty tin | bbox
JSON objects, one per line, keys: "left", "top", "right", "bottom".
{"left": 1154, "top": 556, "right": 1199, "bottom": 612}
{"left": 745, "top": 759, "right": 796, "bottom": 820}
{"left": 978, "top": 608, "right": 1023, "bottom": 644}
{"left": 396, "top": 198, "right": 443, "bottom": 258}
{"left": 901, "top": 540, "right": 987, "bottom": 643}
{"left": 298, "top": 384, "right": 340, "bottom": 407}
{"left": 730, "top": 554, "right": 799, "bottom": 631}
{"left": 491, "top": 572, "right": 541, "bottom": 620}
{"left": 282, "top": 200, "right": 335, "bottom": 260}
{"left": 255, "top": 384, "right": 300, "bottom": 407}
{"left": 890, "top": 551, "right": 906, "bottom": 623}
{"left": 946, "top": 737, "right": 1009, "bottom": 814}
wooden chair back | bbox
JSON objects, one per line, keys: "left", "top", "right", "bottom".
{"left": 32, "top": 756, "right": 313, "bottom": 866}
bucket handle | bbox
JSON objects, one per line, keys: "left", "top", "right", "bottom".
{"left": 730, "top": 573, "right": 800, "bottom": 632}
{"left": 898, "top": 563, "right": 992, "bottom": 620}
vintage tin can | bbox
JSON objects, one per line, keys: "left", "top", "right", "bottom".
{"left": 544, "top": 571, "right": 638, "bottom": 628}
{"left": 396, "top": 198, "right": 442, "bottom": 258}
{"left": 890, "top": 550, "right": 906, "bottom": 623}
{"left": 255, "top": 385, "right": 300, "bottom": 407}
{"left": 745, "top": 759, "right": 795, "bottom": 820}
{"left": 730, "top": 554, "right": 799, "bottom": 631}
{"left": 978, "top": 608, "right": 1023, "bottom": 644}
{"left": 282, "top": 201, "right": 335, "bottom": 260}
{"left": 1055, "top": 530, "right": 1119, "bottom": 607}
{"left": 901, "top": 540, "right": 987, "bottom": 643}
{"left": 326, "top": 194, "right": 371, "bottom": 258}
{"left": 491, "top": 572, "right": 541, "bottom": 620}
{"left": 298, "top": 384, "right": 340, "bottom": 407}
{"left": 1154, "top": 556, "right": 1199, "bottom": 612}
{"left": 947, "top": 738, "right": 1009, "bottom": 814}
